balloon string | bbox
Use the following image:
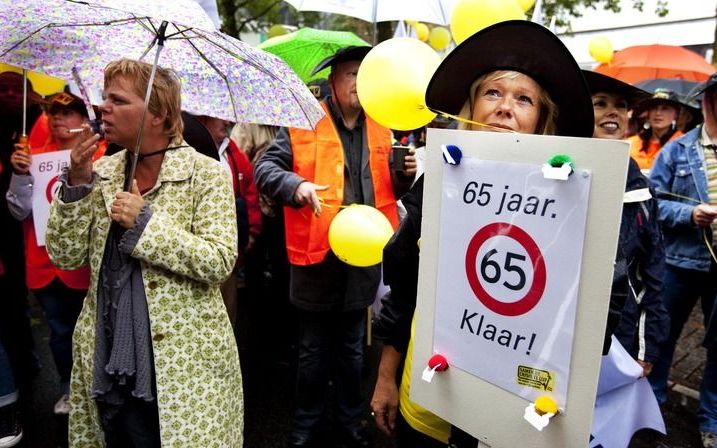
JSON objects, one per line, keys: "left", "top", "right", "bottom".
{"left": 655, "top": 189, "right": 700, "bottom": 204}
{"left": 434, "top": 110, "right": 518, "bottom": 133}
{"left": 297, "top": 198, "right": 347, "bottom": 219}
{"left": 318, "top": 198, "right": 347, "bottom": 209}
{"left": 705, "top": 230, "right": 717, "bottom": 264}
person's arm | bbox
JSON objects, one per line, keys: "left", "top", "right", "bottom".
{"left": 6, "top": 173, "right": 33, "bottom": 221}
{"left": 390, "top": 147, "right": 417, "bottom": 199}
{"left": 128, "top": 158, "right": 238, "bottom": 285}
{"left": 374, "top": 177, "right": 424, "bottom": 352}
{"left": 634, "top": 197, "right": 669, "bottom": 372}
{"left": 45, "top": 132, "right": 102, "bottom": 270}
{"left": 371, "top": 345, "right": 402, "bottom": 435}
{"left": 370, "top": 178, "right": 424, "bottom": 434}
{"left": 254, "top": 127, "right": 328, "bottom": 214}
{"left": 45, "top": 169, "right": 97, "bottom": 270}
{"left": 6, "top": 145, "right": 34, "bottom": 220}
{"left": 253, "top": 127, "right": 304, "bottom": 206}
{"left": 649, "top": 143, "right": 701, "bottom": 229}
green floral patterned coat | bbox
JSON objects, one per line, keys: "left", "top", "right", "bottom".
{"left": 45, "top": 145, "right": 243, "bottom": 447}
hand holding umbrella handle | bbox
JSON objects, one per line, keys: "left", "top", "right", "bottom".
{"left": 10, "top": 146, "right": 32, "bottom": 175}
{"left": 68, "top": 127, "right": 101, "bottom": 186}
{"left": 17, "top": 134, "right": 29, "bottom": 153}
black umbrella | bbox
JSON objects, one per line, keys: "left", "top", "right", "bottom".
{"left": 635, "top": 78, "right": 699, "bottom": 98}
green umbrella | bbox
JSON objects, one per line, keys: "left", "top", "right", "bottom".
{"left": 258, "top": 27, "right": 370, "bottom": 84}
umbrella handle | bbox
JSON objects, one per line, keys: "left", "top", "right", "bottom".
{"left": 125, "top": 21, "right": 169, "bottom": 192}
{"left": 22, "top": 69, "right": 27, "bottom": 137}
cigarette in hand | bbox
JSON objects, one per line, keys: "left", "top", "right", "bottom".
{"left": 67, "top": 128, "right": 86, "bottom": 134}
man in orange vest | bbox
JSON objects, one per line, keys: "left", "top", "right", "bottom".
{"left": 255, "top": 46, "right": 416, "bottom": 448}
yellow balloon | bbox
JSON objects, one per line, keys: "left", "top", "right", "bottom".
{"left": 428, "top": 27, "right": 451, "bottom": 50}
{"left": 357, "top": 38, "right": 440, "bottom": 130}
{"left": 267, "top": 24, "right": 288, "bottom": 39}
{"left": 516, "top": 0, "right": 536, "bottom": 12}
{"left": 588, "top": 37, "right": 614, "bottom": 64}
{"left": 0, "top": 63, "right": 65, "bottom": 96}
{"left": 450, "top": 0, "right": 525, "bottom": 45}
{"left": 414, "top": 22, "right": 429, "bottom": 42}
{"left": 328, "top": 205, "right": 395, "bottom": 267}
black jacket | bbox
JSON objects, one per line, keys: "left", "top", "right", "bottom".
{"left": 612, "top": 159, "right": 669, "bottom": 363}
{"left": 374, "top": 176, "right": 423, "bottom": 353}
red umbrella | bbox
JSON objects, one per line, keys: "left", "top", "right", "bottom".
{"left": 594, "top": 44, "right": 715, "bottom": 84}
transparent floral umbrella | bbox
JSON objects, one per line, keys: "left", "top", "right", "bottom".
{"left": 1, "top": 0, "right": 324, "bottom": 188}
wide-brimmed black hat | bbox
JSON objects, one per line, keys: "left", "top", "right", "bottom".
{"left": 311, "top": 45, "right": 372, "bottom": 76}
{"left": 687, "top": 72, "right": 717, "bottom": 102}
{"left": 637, "top": 88, "right": 685, "bottom": 112}
{"left": 181, "top": 111, "right": 219, "bottom": 161}
{"left": 582, "top": 70, "right": 649, "bottom": 106}
{"left": 425, "top": 20, "right": 594, "bottom": 138}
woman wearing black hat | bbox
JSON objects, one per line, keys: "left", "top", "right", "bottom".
{"left": 583, "top": 70, "right": 669, "bottom": 380}
{"left": 628, "top": 89, "right": 685, "bottom": 171}
{"left": 370, "top": 20, "right": 594, "bottom": 447}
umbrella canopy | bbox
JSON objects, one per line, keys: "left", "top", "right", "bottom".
{"left": 0, "top": 0, "right": 324, "bottom": 130}
{"left": 283, "top": 0, "right": 458, "bottom": 25}
{"left": 259, "top": 28, "right": 370, "bottom": 83}
{"left": 72, "top": 0, "right": 216, "bottom": 31}
{"left": 594, "top": 44, "right": 716, "bottom": 84}
{"left": 634, "top": 78, "right": 700, "bottom": 99}
{"left": 0, "top": 63, "right": 65, "bottom": 96}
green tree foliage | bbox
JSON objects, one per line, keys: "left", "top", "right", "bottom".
{"left": 218, "top": 0, "right": 671, "bottom": 41}
{"left": 537, "top": 0, "right": 669, "bottom": 29}
{"left": 217, "top": 0, "right": 321, "bottom": 38}
{"left": 217, "top": 0, "right": 394, "bottom": 43}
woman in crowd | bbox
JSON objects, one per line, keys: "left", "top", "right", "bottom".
{"left": 628, "top": 89, "right": 685, "bottom": 171}
{"left": 44, "top": 59, "right": 242, "bottom": 447}
{"left": 6, "top": 91, "right": 106, "bottom": 415}
{"left": 583, "top": 70, "right": 669, "bottom": 376}
{"left": 370, "top": 20, "right": 595, "bottom": 447}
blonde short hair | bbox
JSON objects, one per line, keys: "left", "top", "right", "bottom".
{"left": 104, "top": 59, "right": 183, "bottom": 141}
{"left": 456, "top": 70, "right": 558, "bottom": 135}
{"left": 230, "top": 123, "right": 278, "bottom": 163}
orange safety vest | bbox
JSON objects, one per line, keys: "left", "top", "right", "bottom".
{"left": 285, "top": 101, "right": 399, "bottom": 266}
{"left": 627, "top": 130, "right": 684, "bottom": 171}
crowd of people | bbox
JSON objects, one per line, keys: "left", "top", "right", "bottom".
{"left": 0, "top": 17, "right": 716, "bottom": 448}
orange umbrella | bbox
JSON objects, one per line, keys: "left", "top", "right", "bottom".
{"left": 594, "top": 44, "right": 715, "bottom": 84}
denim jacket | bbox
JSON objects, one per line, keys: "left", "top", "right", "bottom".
{"left": 649, "top": 127, "right": 713, "bottom": 272}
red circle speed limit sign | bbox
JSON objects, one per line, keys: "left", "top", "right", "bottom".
{"left": 465, "top": 222, "right": 546, "bottom": 316}
{"left": 45, "top": 175, "right": 60, "bottom": 203}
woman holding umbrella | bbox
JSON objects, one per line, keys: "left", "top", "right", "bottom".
{"left": 370, "top": 20, "right": 594, "bottom": 447}
{"left": 628, "top": 89, "right": 685, "bottom": 171}
{"left": 44, "top": 59, "right": 243, "bottom": 447}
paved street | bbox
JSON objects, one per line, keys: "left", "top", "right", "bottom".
{"left": 15, "top": 299, "right": 710, "bottom": 447}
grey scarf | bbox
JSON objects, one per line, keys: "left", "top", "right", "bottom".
{"left": 92, "top": 211, "right": 154, "bottom": 424}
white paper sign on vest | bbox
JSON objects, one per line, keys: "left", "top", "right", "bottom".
{"left": 411, "top": 129, "right": 630, "bottom": 448}
{"left": 434, "top": 157, "right": 591, "bottom": 408}
{"left": 30, "top": 150, "right": 71, "bottom": 246}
